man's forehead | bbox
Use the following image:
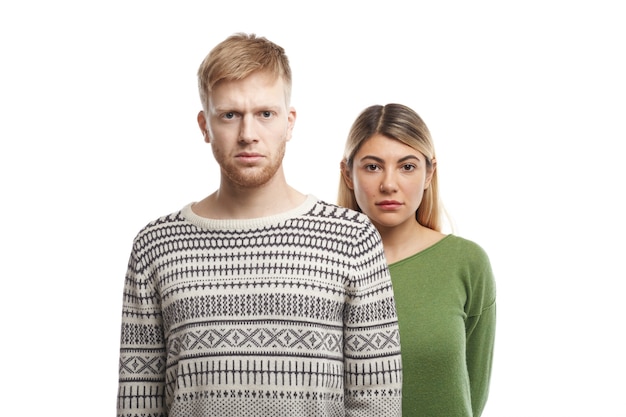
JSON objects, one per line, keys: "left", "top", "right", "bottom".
{"left": 209, "top": 74, "right": 288, "bottom": 111}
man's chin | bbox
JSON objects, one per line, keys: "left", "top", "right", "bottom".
{"left": 227, "top": 169, "right": 276, "bottom": 189}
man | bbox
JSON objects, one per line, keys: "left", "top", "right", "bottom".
{"left": 117, "top": 33, "right": 402, "bottom": 417}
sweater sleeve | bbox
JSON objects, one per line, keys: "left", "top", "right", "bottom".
{"left": 342, "top": 222, "right": 403, "bottom": 416}
{"left": 465, "top": 245, "right": 496, "bottom": 417}
{"left": 117, "top": 243, "right": 168, "bottom": 417}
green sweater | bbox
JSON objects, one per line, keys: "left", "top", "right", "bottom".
{"left": 389, "top": 235, "right": 496, "bottom": 416}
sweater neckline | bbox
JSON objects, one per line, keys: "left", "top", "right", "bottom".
{"left": 388, "top": 234, "right": 455, "bottom": 267}
{"left": 181, "top": 194, "right": 319, "bottom": 230}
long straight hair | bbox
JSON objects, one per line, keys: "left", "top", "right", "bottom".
{"left": 338, "top": 103, "right": 443, "bottom": 232}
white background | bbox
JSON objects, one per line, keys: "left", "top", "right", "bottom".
{"left": 1, "top": 1, "right": 625, "bottom": 416}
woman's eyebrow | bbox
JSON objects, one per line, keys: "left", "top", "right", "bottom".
{"left": 398, "top": 155, "right": 421, "bottom": 163}
{"left": 360, "top": 155, "right": 421, "bottom": 163}
{"left": 359, "top": 155, "right": 385, "bottom": 163}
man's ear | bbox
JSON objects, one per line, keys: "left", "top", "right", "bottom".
{"left": 340, "top": 160, "right": 354, "bottom": 190}
{"left": 285, "top": 106, "right": 297, "bottom": 142}
{"left": 197, "top": 110, "right": 210, "bottom": 143}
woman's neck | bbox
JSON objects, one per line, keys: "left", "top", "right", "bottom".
{"left": 377, "top": 220, "right": 445, "bottom": 264}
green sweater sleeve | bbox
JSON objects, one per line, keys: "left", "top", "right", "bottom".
{"left": 466, "top": 301, "right": 496, "bottom": 416}
{"left": 465, "top": 243, "right": 496, "bottom": 417}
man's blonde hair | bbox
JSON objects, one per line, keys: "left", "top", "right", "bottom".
{"left": 197, "top": 33, "right": 292, "bottom": 111}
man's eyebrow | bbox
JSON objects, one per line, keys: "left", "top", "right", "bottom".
{"left": 213, "top": 104, "right": 282, "bottom": 113}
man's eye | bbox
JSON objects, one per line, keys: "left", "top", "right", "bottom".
{"left": 224, "top": 112, "right": 235, "bottom": 119}
{"left": 261, "top": 111, "right": 272, "bottom": 118}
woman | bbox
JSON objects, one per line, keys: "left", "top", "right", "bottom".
{"left": 338, "top": 103, "right": 496, "bottom": 416}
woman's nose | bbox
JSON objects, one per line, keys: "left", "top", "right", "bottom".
{"left": 379, "top": 176, "right": 398, "bottom": 193}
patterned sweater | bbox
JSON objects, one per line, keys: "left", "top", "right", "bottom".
{"left": 117, "top": 195, "right": 402, "bottom": 416}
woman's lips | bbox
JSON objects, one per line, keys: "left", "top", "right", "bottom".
{"left": 376, "top": 200, "right": 403, "bottom": 210}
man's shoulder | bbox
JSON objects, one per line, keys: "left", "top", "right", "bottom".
{"left": 303, "top": 199, "right": 382, "bottom": 244}
{"left": 133, "top": 206, "right": 188, "bottom": 240}
{"left": 307, "top": 199, "right": 372, "bottom": 225}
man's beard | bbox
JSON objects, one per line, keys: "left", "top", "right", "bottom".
{"left": 215, "top": 142, "right": 286, "bottom": 189}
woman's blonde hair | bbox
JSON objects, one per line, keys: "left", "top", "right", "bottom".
{"left": 338, "top": 103, "right": 443, "bottom": 231}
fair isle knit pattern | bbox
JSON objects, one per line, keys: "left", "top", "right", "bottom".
{"left": 118, "top": 195, "right": 402, "bottom": 417}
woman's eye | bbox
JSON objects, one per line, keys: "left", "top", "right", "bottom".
{"left": 365, "top": 164, "right": 379, "bottom": 171}
{"left": 402, "top": 164, "right": 416, "bottom": 171}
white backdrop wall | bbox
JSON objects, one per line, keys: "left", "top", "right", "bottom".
{"left": 1, "top": 1, "right": 625, "bottom": 416}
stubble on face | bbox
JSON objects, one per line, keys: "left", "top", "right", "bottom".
{"left": 206, "top": 71, "right": 294, "bottom": 190}
{"left": 212, "top": 139, "right": 286, "bottom": 189}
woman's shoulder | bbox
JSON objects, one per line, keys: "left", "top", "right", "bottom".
{"left": 444, "top": 234, "right": 490, "bottom": 258}
{"left": 445, "top": 235, "right": 495, "bottom": 291}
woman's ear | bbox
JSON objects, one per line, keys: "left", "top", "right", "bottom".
{"left": 425, "top": 157, "right": 437, "bottom": 189}
{"left": 197, "top": 110, "right": 210, "bottom": 143}
{"left": 340, "top": 160, "right": 354, "bottom": 190}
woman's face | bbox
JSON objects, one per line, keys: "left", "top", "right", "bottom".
{"left": 344, "top": 134, "right": 433, "bottom": 231}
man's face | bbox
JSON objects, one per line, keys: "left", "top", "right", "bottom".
{"left": 202, "top": 71, "right": 295, "bottom": 189}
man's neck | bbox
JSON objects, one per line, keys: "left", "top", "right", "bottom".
{"left": 192, "top": 179, "right": 306, "bottom": 220}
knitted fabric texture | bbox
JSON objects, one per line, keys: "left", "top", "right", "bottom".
{"left": 390, "top": 234, "right": 496, "bottom": 416}
{"left": 117, "top": 195, "right": 402, "bottom": 416}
